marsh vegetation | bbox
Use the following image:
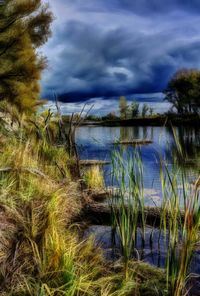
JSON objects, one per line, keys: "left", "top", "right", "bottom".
{"left": 0, "top": 1, "right": 200, "bottom": 295}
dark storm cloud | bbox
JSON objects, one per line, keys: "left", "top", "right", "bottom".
{"left": 71, "top": 0, "right": 200, "bottom": 15}
{"left": 42, "top": 0, "right": 200, "bottom": 101}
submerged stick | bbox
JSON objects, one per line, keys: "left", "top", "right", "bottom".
{"left": 82, "top": 202, "right": 185, "bottom": 228}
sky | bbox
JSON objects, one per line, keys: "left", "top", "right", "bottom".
{"left": 41, "top": 0, "right": 200, "bottom": 114}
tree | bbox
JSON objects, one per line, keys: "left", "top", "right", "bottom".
{"left": 164, "top": 69, "right": 200, "bottom": 114}
{"left": 142, "top": 103, "right": 149, "bottom": 117}
{"left": 130, "top": 101, "right": 139, "bottom": 118}
{"left": 102, "top": 112, "right": 118, "bottom": 121}
{"left": 149, "top": 107, "right": 154, "bottom": 116}
{"left": 119, "top": 96, "right": 128, "bottom": 119}
{"left": 0, "top": 0, "right": 53, "bottom": 112}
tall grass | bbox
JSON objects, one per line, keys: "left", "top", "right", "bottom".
{"left": 1, "top": 101, "right": 199, "bottom": 295}
{"left": 110, "top": 148, "right": 145, "bottom": 278}
{"left": 110, "top": 130, "right": 200, "bottom": 295}
{"left": 0, "top": 103, "right": 165, "bottom": 296}
{"left": 0, "top": 106, "right": 97, "bottom": 295}
{"left": 160, "top": 140, "right": 200, "bottom": 296}
{"left": 0, "top": 142, "right": 82, "bottom": 294}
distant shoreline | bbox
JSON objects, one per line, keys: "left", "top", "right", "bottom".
{"left": 78, "top": 114, "right": 200, "bottom": 127}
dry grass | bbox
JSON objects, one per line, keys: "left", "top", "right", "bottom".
{"left": 83, "top": 165, "right": 105, "bottom": 190}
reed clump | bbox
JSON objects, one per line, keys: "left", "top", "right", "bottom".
{"left": 160, "top": 155, "right": 200, "bottom": 295}
{"left": 110, "top": 131, "right": 200, "bottom": 296}
{"left": 111, "top": 148, "right": 146, "bottom": 279}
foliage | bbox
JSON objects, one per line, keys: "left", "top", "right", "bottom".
{"left": 110, "top": 133, "right": 200, "bottom": 296}
{"left": 142, "top": 103, "right": 149, "bottom": 117}
{"left": 149, "top": 107, "right": 154, "bottom": 116}
{"left": 164, "top": 68, "right": 200, "bottom": 114}
{"left": 159, "top": 129, "right": 200, "bottom": 296}
{"left": 118, "top": 97, "right": 155, "bottom": 120}
{"left": 0, "top": 102, "right": 169, "bottom": 296}
{"left": 102, "top": 112, "right": 118, "bottom": 121}
{"left": 129, "top": 101, "right": 139, "bottom": 118}
{"left": 0, "top": 109, "right": 83, "bottom": 294}
{"left": 0, "top": 0, "right": 53, "bottom": 112}
{"left": 119, "top": 96, "right": 128, "bottom": 119}
{"left": 86, "top": 114, "right": 102, "bottom": 121}
{"left": 111, "top": 149, "right": 145, "bottom": 279}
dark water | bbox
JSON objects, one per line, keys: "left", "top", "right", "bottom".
{"left": 84, "top": 224, "right": 200, "bottom": 292}
{"left": 84, "top": 225, "right": 200, "bottom": 274}
{"left": 76, "top": 125, "right": 200, "bottom": 206}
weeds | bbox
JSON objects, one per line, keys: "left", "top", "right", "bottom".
{"left": 110, "top": 148, "right": 145, "bottom": 278}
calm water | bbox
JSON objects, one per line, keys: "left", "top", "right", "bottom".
{"left": 84, "top": 225, "right": 200, "bottom": 274}
{"left": 84, "top": 224, "right": 200, "bottom": 293}
{"left": 76, "top": 125, "right": 200, "bottom": 206}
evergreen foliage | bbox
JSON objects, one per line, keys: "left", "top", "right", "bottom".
{"left": 0, "top": 0, "right": 53, "bottom": 112}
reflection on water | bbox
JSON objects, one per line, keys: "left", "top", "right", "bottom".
{"left": 84, "top": 225, "right": 200, "bottom": 275}
{"left": 170, "top": 126, "right": 200, "bottom": 170}
{"left": 76, "top": 126, "right": 200, "bottom": 205}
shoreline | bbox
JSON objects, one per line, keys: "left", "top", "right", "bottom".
{"left": 78, "top": 114, "right": 200, "bottom": 127}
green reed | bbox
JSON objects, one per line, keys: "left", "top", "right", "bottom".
{"left": 110, "top": 129, "right": 200, "bottom": 295}
{"left": 110, "top": 148, "right": 145, "bottom": 278}
{"left": 160, "top": 127, "right": 200, "bottom": 296}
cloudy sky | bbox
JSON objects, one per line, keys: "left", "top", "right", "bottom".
{"left": 41, "top": 0, "right": 200, "bottom": 113}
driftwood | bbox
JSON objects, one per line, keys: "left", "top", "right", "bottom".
{"left": 82, "top": 202, "right": 185, "bottom": 227}
{"left": 114, "top": 139, "right": 153, "bottom": 145}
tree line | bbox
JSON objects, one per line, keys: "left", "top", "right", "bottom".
{"left": 116, "top": 68, "right": 200, "bottom": 119}
{"left": 119, "top": 96, "right": 154, "bottom": 119}
{"left": 85, "top": 98, "right": 154, "bottom": 122}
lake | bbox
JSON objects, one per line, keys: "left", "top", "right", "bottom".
{"left": 76, "top": 125, "right": 200, "bottom": 206}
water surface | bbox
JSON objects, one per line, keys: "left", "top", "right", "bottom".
{"left": 76, "top": 125, "right": 200, "bottom": 205}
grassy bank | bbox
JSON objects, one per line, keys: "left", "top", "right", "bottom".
{"left": 0, "top": 103, "right": 168, "bottom": 296}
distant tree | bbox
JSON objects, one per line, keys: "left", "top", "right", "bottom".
{"left": 149, "top": 107, "right": 154, "bottom": 116}
{"left": 86, "top": 114, "right": 101, "bottom": 121}
{"left": 119, "top": 96, "right": 128, "bottom": 119}
{"left": 130, "top": 101, "right": 139, "bottom": 118}
{"left": 164, "top": 69, "right": 200, "bottom": 114}
{"left": 142, "top": 103, "right": 149, "bottom": 117}
{"left": 0, "top": 0, "right": 53, "bottom": 112}
{"left": 102, "top": 112, "right": 118, "bottom": 121}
